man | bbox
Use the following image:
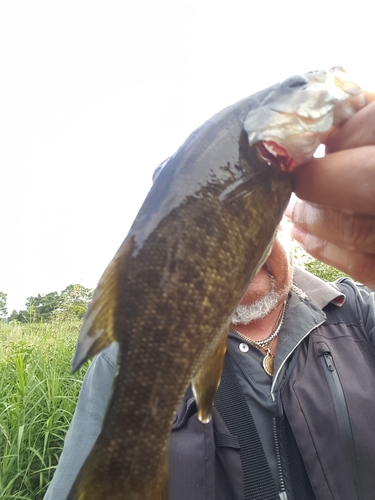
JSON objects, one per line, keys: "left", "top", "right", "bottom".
{"left": 45, "top": 94, "right": 375, "bottom": 499}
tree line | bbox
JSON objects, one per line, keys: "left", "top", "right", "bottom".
{"left": 0, "top": 284, "right": 94, "bottom": 322}
{"left": 0, "top": 257, "right": 348, "bottom": 323}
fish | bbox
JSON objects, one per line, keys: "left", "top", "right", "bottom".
{"left": 67, "top": 67, "right": 365, "bottom": 500}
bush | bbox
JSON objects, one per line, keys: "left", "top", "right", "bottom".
{"left": 0, "top": 318, "right": 89, "bottom": 499}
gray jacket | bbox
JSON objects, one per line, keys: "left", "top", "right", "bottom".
{"left": 44, "top": 268, "right": 375, "bottom": 499}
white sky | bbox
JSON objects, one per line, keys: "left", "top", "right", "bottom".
{"left": 1, "top": 1, "right": 374, "bottom": 313}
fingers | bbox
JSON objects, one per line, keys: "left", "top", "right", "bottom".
{"left": 325, "top": 100, "right": 375, "bottom": 153}
{"left": 285, "top": 196, "right": 375, "bottom": 290}
{"left": 286, "top": 90, "right": 375, "bottom": 290}
{"left": 365, "top": 90, "right": 375, "bottom": 104}
{"left": 292, "top": 147, "right": 375, "bottom": 215}
{"left": 285, "top": 199, "right": 375, "bottom": 253}
{"left": 289, "top": 227, "right": 375, "bottom": 290}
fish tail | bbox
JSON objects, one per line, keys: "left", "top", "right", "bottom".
{"left": 67, "top": 476, "right": 168, "bottom": 500}
{"left": 67, "top": 424, "right": 169, "bottom": 500}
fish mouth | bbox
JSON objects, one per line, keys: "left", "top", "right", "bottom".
{"left": 246, "top": 66, "right": 366, "bottom": 172}
{"left": 256, "top": 140, "right": 296, "bottom": 172}
{"left": 252, "top": 105, "right": 336, "bottom": 172}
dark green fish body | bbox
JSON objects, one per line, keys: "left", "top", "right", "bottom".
{"left": 67, "top": 68, "right": 365, "bottom": 499}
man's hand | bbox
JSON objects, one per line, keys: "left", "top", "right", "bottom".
{"left": 285, "top": 91, "right": 375, "bottom": 289}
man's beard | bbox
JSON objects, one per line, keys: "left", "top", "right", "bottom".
{"left": 231, "top": 275, "right": 288, "bottom": 325}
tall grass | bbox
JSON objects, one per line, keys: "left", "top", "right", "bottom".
{"left": 0, "top": 317, "right": 89, "bottom": 499}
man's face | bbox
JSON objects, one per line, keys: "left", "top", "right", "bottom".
{"left": 232, "top": 223, "right": 293, "bottom": 324}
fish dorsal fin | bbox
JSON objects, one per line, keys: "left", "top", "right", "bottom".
{"left": 71, "top": 237, "right": 134, "bottom": 372}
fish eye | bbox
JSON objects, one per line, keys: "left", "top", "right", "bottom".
{"left": 281, "top": 74, "right": 309, "bottom": 88}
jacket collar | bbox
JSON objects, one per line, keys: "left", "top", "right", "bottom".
{"left": 293, "top": 266, "right": 345, "bottom": 309}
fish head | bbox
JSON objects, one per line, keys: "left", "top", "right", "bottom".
{"left": 244, "top": 66, "right": 366, "bottom": 171}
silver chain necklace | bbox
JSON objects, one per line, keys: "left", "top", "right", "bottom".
{"left": 232, "top": 298, "right": 288, "bottom": 376}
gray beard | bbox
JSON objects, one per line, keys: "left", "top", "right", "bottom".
{"left": 231, "top": 277, "right": 286, "bottom": 324}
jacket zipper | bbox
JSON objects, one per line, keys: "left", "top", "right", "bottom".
{"left": 270, "top": 319, "right": 325, "bottom": 400}
{"left": 320, "top": 350, "right": 362, "bottom": 500}
{"left": 273, "top": 417, "right": 287, "bottom": 499}
{"left": 269, "top": 319, "right": 325, "bottom": 498}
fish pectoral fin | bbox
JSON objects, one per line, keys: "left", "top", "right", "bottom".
{"left": 191, "top": 329, "right": 228, "bottom": 424}
{"left": 140, "top": 461, "right": 168, "bottom": 500}
{"left": 152, "top": 469, "right": 168, "bottom": 500}
{"left": 71, "top": 237, "right": 134, "bottom": 372}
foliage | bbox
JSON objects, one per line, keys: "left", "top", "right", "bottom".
{"left": 294, "top": 244, "right": 349, "bottom": 282}
{"left": 8, "top": 284, "right": 94, "bottom": 323}
{"left": 0, "top": 292, "right": 7, "bottom": 320}
{"left": 303, "top": 258, "right": 349, "bottom": 282}
{"left": 0, "top": 317, "right": 89, "bottom": 499}
{"left": 60, "top": 284, "right": 94, "bottom": 318}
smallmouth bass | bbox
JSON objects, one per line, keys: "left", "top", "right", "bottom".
{"left": 67, "top": 67, "right": 365, "bottom": 499}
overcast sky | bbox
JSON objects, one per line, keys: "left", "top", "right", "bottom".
{"left": 1, "top": 1, "right": 374, "bottom": 313}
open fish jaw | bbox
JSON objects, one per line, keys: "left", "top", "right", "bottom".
{"left": 244, "top": 66, "right": 366, "bottom": 169}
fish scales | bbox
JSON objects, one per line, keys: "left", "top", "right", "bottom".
{"left": 69, "top": 137, "right": 292, "bottom": 499}
{"left": 67, "top": 67, "right": 365, "bottom": 499}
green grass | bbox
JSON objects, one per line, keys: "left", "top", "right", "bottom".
{"left": 0, "top": 317, "right": 89, "bottom": 499}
